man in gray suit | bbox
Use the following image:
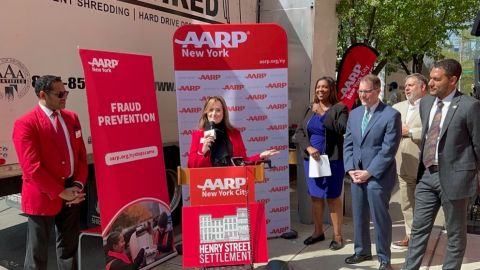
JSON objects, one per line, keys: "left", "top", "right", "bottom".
{"left": 344, "top": 74, "right": 402, "bottom": 270}
{"left": 391, "top": 74, "right": 428, "bottom": 249}
{"left": 403, "top": 59, "right": 480, "bottom": 270}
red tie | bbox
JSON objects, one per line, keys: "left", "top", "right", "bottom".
{"left": 53, "top": 111, "right": 71, "bottom": 176}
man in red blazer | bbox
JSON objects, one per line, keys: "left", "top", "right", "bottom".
{"left": 12, "top": 75, "right": 88, "bottom": 270}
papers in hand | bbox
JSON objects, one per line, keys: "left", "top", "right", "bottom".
{"left": 309, "top": 155, "right": 332, "bottom": 178}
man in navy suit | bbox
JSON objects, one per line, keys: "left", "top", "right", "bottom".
{"left": 403, "top": 59, "right": 480, "bottom": 269}
{"left": 344, "top": 74, "right": 402, "bottom": 270}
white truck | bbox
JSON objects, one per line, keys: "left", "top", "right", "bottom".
{"left": 0, "top": 0, "right": 338, "bottom": 224}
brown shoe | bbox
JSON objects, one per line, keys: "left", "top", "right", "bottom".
{"left": 391, "top": 236, "right": 409, "bottom": 250}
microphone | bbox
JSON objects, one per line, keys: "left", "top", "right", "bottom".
{"left": 200, "top": 121, "right": 216, "bottom": 143}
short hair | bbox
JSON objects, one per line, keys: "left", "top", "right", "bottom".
{"left": 405, "top": 73, "right": 428, "bottom": 87}
{"left": 34, "top": 75, "right": 62, "bottom": 97}
{"left": 360, "top": 74, "right": 381, "bottom": 90}
{"left": 432, "top": 59, "right": 462, "bottom": 83}
{"left": 313, "top": 76, "right": 339, "bottom": 105}
{"left": 105, "top": 231, "right": 122, "bottom": 251}
{"left": 198, "top": 96, "right": 234, "bottom": 130}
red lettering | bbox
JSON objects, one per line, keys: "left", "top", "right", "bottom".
{"left": 179, "top": 107, "right": 202, "bottom": 113}
{"left": 266, "top": 82, "right": 287, "bottom": 89}
{"left": 270, "top": 165, "right": 289, "bottom": 172}
{"left": 270, "top": 206, "right": 289, "bottom": 213}
{"left": 223, "top": 84, "right": 244, "bottom": 90}
{"left": 227, "top": 105, "right": 246, "bottom": 112}
{"left": 269, "top": 145, "right": 288, "bottom": 151}
{"left": 267, "top": 124, "right": 288, "bottom": 131}
{"left": 269, "top": 185, "right": 289, "bottom": 192}
{"left": 270, "top": 226, "right": 289, "bottom": 234}
{"left": 177, "top": 85, "right": 201, "bottom": 91}
{"left": 257, "top": 198, "right": 271, "bottom": 205}
{"left": 267, "top": 103, "right": 288, "bottom": 110}
{"left": 248, "top": 136, "right": 269, "bottom": 142}
{"left": 199, "top": 74, "right": 221, "bottom": 80}
{"left": 245, "top": 73, "right": 267, "bottom": 79}
{"left": 181, "top": 129, "right": 196, "bottom": 135}
{"left": 246, "top": 94, "right": 268, "bottom": 100}
{"left": 236, "top": 127, "right": 247, "bottom": 132}
{"left": 247, "top": 115, "right": 268, "bottom": 121}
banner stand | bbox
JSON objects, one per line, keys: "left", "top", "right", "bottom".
{"left": 179, "top": 165, "right": 269, "bottom": 268}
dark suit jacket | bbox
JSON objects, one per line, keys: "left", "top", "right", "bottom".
{"left": 344, "top": 102, "right": 402, "bottom": 181}
{"left": 294, "top": 102, "right": 348, "bottom": 161}
{"left": 418, "top": 91, "right": 480, "bottom": 200}
{"left": 12, "top": 106, "right": 88, "bottom": 216}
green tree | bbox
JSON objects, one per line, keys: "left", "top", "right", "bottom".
{"left": 336, "top": 0, "right": 479, "bottom": 74}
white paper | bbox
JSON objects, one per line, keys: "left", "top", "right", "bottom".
{"left": 309, "top": 155, "right": 332, "bottom": 178}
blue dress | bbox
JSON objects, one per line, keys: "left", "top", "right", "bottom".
{"left": 303, "top": 113, "right": 344, "bottom": 199}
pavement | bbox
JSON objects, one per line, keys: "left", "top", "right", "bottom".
{"left": 1, "top": 180, "right": 480, "bottom": 270}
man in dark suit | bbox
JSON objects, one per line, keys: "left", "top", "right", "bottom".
{"left": 403, "top": 59, "right": 480, "bottom": 269}
{"left": 344, "top": 74, "right": 402, "bottom": 270}
{"left": 12, "top": 75, "right": 88, "bottom": 270}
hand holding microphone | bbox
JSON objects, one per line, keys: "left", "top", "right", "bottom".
{"left": 200, "top": 121, "right": 216, "bottom": 155}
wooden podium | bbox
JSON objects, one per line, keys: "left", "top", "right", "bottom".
{"left": 178, "top": 164, "right": 269, "bottom": 268}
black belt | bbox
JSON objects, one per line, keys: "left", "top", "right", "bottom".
{"left": 428, "top": 165, "right": 439, "bottom": 173}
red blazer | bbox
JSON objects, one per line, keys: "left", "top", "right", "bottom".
{"left": 188, "top": 128, "right": 261, "bottom": 168}
{"left": 12, "top": 106, "right": 88, "bottom": 215}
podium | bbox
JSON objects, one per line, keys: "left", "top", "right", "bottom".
{"left": 178, "top": 164, "right": 269, "bottom": 268}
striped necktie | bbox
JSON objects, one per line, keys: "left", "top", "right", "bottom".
{"left": 423, "top": 100, "right": 444, "bottom": 168}
{"left": 361, "top": 107, "right": 370, "bottom": 136}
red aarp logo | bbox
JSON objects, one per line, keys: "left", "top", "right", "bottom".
{"left": 245, "top": 73, "right": 267, "bottom": 79}
{"left": 236, "top": 127, "right": 247, "bottom": 132}
{"left": 270, "top": 206, "right": 289, "bottom": 213}
{"left": 177, "top": 85, "right": 201, "bottom": 91}
{"left": 269, "top": 185, "right": 289, "bottom": 192}
{"left": 266, "top": 82, "right": 287, "bottom": 89}
{"left": 267, "top": 103, "right": 287, "bottom": 110}
{"left": 246, "top": 94, "right": 267, "bottom": 100}
{"left": 267, "top": 124, "right": 288, "bottom": 131}
{"left": 199, "top": 74, "right": 221, "bottom": 80}
{"left": 269, "top": 145, "right": 288, "bottom": 151}
{"left": 257, "top": 198, "right": 271, "bottom": 205}
{"left": 270, "top": 165, "right": 288, "bottom": 172}
{"left": 181, "top": 129, "right": 196, "bottom": 135}
{"left": 223, "top": 84, "right": 244, "bottom": 90}
{"left": 227, "top": 105, "right": 246, "bottom": 112}
{"left": 182, "top": 151, "right": 189, "bottom": 158}
{"left": 247, "top": 115, "right": 268, "bottom": 121}
{"left": 179, "top": 107, "right": 202, "bottom": 113}
{"left": 270, "top": 226, "right": 289, "bottom": 234}
{"left": 248, "top": 136, "right": 268, "bottom": 142}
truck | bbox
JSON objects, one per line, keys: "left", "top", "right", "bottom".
{"left": 0, "top": 0, "right": 339, "bottom": 225}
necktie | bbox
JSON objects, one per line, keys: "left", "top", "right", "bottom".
{"left": 361, "top": 107, "right": 370, "bottom": 136}
{"left": 53, "top": 111, "right": 71, "bottom": 176}
{"left": 422, "top": 101, "right": 444, "bottom": 168}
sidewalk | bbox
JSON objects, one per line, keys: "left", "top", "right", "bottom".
{"left": 1, "top": 183, "right": 480, "bottom": 270}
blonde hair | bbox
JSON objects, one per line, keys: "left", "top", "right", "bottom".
{"left": 198, "top": 96, "right": 234, "bottom": 130}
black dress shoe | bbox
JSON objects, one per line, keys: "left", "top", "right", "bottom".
{"left": 329, "top": 239, "right": 344, "bottom": 250}
{"left": 379, "top": 262, "right": 392, "bottom": 270}
{"left": 303, "top": 234, "right": 325, "bottom": 245}
{"left": 345, "top": 254, "right": 373, "bottom": 264}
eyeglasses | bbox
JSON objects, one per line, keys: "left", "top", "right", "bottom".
{"left": 48, "top": 91, "right": 69, "bottom": 98}
{"left": 358, "top": 88, "right": 376, "bottom": 94}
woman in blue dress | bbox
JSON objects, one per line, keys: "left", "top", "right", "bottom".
{"left": 294, "top": 76, "right": 348, "bottom": 250}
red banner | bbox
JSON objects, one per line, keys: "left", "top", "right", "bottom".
{"left": 182, "top": 203, "right": 268, "bottom": 268}
{"left": 189, "top": 166, "right": 256, "bottom": 205}
{"left": 79, "top": 49, "right": 173, "bottom": 267}
{"left": 336, "top": 43, "right": 379, "bottom": 109}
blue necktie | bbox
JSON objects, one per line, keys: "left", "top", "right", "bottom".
{"left": 361, "top": 107, "right": 370, "bottom": 136}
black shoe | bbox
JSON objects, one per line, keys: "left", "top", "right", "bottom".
{"left": 345, "top": 254, "right": 373, "bottom": 264}
{"left": 379, "top": 262, "right": 392, "bottom": 270}
{"left": 329, "top": 239, "right": 344, "bottom": 250}
{"left": 303, "top": 234, "right": 325, "bottom": 245}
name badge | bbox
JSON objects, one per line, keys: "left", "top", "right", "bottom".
{"left": 75, "top": 130, "right": 82, "bottom": 138}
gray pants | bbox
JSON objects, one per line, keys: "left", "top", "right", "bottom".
{"left": 403, "top": 170, "right": 468, "bottom": 270}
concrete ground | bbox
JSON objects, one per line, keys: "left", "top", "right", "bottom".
{"left": 1, "top": 180, "right": 480, "bottom": 270}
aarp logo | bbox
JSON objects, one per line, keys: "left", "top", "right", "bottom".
{"left": 175, "top": 31, "right": 248, "bottom": 48}
{"left": 196, "top": 177, "right": 247, "bottom": 191}
{"left": 88, "top": 58, "right": 119, "bottom": 73}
